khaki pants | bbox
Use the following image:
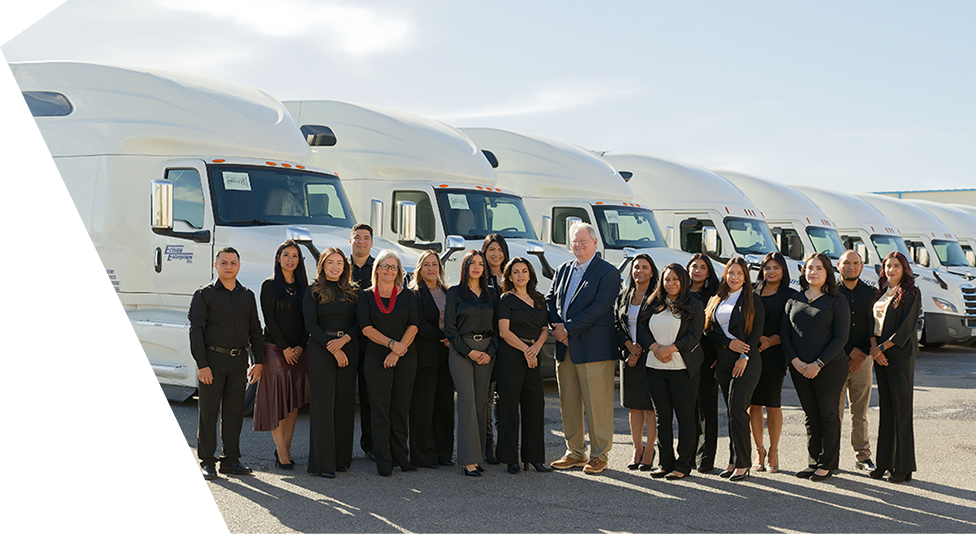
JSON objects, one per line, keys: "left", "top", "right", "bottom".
{"left": 556, "top": 353, "right": 615, "bottom": 462}
{"left": 839, "top": 354, "right": 874, "bottom": 462}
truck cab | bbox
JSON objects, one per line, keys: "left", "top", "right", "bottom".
{"left": 949, "top": 203, "right": 976, "bottom": 266}
{"left": 459, "top": 128, "right": 696, "bottom": 273}
{"left": 717, "top": 170, "right": 879, "bottom": 287}
{"left": 895, "top": 199, "right": 976, "bottom": 277}
{"left": 792, "top": 184, "right": 976, "bottom": 346}
{"left": 12, "top": 61, "right": 410, "bottom": 400}
{"left": 857, "top": 194, "right": 976, "bottom": 280}
{"left": 602, "top": 153, "right": 800, "bottom": 281}
{"left": 283, "top": 100, "right": 574, "bottom": 288}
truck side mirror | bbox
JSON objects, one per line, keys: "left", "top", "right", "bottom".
{"left": 565, "top": 216, "right": 582, "bottom": 250}
{"left": 287, "top": 226, "right": 320, "bottom": 262}
{"left": 855, "top": 242, "right": 868, "bottom": 264}
{"left": 151, "top": 179, "right": 173, "bottom": 231}
{"left": 301, "top": 125, "right": 337, "bottom": 147}
{"left": 370, "top": 199, "right": 384, "bottom": 239}
{"left": 526, "top": 240, "right": 545, "bottom": 255}
{"left": 666, "top": 226, "right": 674, "bottom": 249}
{"left": 702, "top": 226, "right": 719, "bottom": 255}
{"left": 541, "top": 215, "right": 552, "bottom": 245}
{"left": 788, "top": 235, "right": 803, "bottom": 261}
{"left": 398, "top": 201, "right": 417, "bottom": 243}
{"left": 440, "top": 235, "right": 466, "bottom": 265}
{"left": 915, "top": 245, "right": 930, "bottom": 267}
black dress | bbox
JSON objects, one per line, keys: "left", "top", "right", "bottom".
{"left": 358, "top": 285, "right": 421, "bottom": 475}
{"left": 495, "top": 292, "right": 548, "bottom": 465}
{"left": 614, "top": 286, "right": 653, "bottom": 410}
{"left": 303, "top": 283, "right": 359, "bottom": 474}
{"left": 750, "top": 283, "right": 795, "bottom": 408}
{"left": 781, "top": 291, "right": 850, "bottom": 471}
{"left": 253, "top": 278, "right": 310, "bottom": 432}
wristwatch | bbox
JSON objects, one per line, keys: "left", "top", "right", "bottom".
{"left": 816, "top": 360, "right": 825, "bottom": 369}
{"left": 739, "top": 353, "right": 749, "bottom": 361}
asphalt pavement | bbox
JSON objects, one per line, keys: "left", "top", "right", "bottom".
{"left": 168, "top": 345, "right": 976, "bottom": 534}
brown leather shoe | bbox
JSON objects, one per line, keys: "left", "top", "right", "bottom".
{"left": 550, "top": 455, "right": 588, "bottom": 470}
{"left": 583, "top": 458, "right": 608, "bottom": 474}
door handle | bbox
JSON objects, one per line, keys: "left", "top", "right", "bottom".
{"left": 155, "top": 247, "right": 162, "bottom": 273}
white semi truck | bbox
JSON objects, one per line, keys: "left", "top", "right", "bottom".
{"left": 602, "top": 152, "right": 800, "bottom": 282}
{"left": 717, "top": 170, "right": 879, "bottom": 286}
{"left": 793, "top": 185, "right": 976, "bottom": 346}
{"left": 12, "top": 61, "right": 415, "bottom": 401}
{"left": 857, "top": 193, "right": 976, "bottom": 280}
{"left": 283, "top": 100, "right": 574, "bottom": 288}
{"left": 459, "top": 128, "right": 696, "bottom": 273}
{"left": 888, "top": 198, "right": 976, "bottom": 277}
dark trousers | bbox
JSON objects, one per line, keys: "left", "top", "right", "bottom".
{"left": 789, "top": 359, "right": 847, "bottom": 470}
{"left": 716, "top": 348, "right": 761, "bottom": 469}
{"left": 695, "top": 358, "right": 719, "bottom": 470}
{"left": 875, "top": 356, "right": 916, "bottom": 473}
{"left": 356, "top": 332, "right": 372, "bottom": 454}
{"left": 364, "top": 348, "right": 418, "bottom": 473}
{"left": 647, "top": 367, "right": 701, "bottom": 474}
{"left": 409, "top": 355, "right": 455, "bottom": 466}
{"left": 197, "top": 351, "right": 248, "bottom": 465}
{"left": 307, "top": 338, "right": 359, "bottom": 474}
{"left": 495, "top": 344, "right": 546, "bottom": 465}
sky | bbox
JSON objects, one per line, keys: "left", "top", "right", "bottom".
{"left": 4, "top": 0, "right": 976, "bottom": 192}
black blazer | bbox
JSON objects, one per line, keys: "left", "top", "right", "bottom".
{"left": 876, "top": 287, "right": 921, "bottom": 360}
{"left": 706, "top": 291, "right": 765, "bottom": 367}
{"left": 638, "top": 297, "right": 706, "bottom": 379}
{"left": 614, "top": 284, "right": 651, "bottom": 361}
{"left": 413, "top": 282, "right": 449, "bottom": 368}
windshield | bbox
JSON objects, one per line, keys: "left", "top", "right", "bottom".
{"left": 870, "top": 234, "right": 914, "bottom": 264}
{"left": 435, "top": 189, "right": 537, "bottom": 240}
{"left": 209, "top": 165, "right": 354, "bottom": 228}
{"left": 593, "top": 206, "right": 667, "bottom": 250}
{"left": 806, "top": 226, "right": 845, "bottom": 258}
{"left": 932, "top": 240, "right": 971, "bottom": 267}
{"left": 724, "top": 217, "right": 777, "bottom": 255}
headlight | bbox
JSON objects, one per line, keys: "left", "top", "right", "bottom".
{"left": 932, "top": 297, "right": 958, "bottom": 313}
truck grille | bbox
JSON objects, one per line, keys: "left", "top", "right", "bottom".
{"left": 963, "top": 283, "right": 976, "bottom": 321}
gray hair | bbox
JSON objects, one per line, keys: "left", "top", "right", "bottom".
{"left": 371, "top": 249, "right": 405, "bottom": 288}
{"left": 569, "top": 222, "right": 599, "bottom": 242}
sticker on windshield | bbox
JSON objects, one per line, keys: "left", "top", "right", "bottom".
{"left": 448, "top": 194, "right": 470, "bottom": 210}
{"left": 222, "top": 172, "right": 251, "bottom": 191}
{"left": 604, "top": 210, "right": 620, "bottom": 224}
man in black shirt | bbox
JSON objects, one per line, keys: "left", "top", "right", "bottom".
{"left": 349, "top": 224, "right": 376, "bottom": 459}
{"left": 837, "top": 250, "right": 877, "bottom": 472}
{"left": 188, "top": 247, "right": 264, "bottom": 480}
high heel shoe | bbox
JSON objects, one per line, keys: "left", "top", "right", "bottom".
{"left": 524, "top": 462, "right": 553, "bottom": 473}
{"left": 767, "top": 449, "right": 779, "bottom": 473}
{"left": 719, "top": 466, "right": 735, "bottom": 478}
{"left": 637, "top": 449, "right": 656, "bottom": 472}
{"left": 810, "top": 470, "right": 833, "bottom": 482}
{"left": 507, "top": 464, "right": 520, "bottom": 474}
{"left": 888, "top": 471, "right": 912, "bottom": 484}
{"left": 475, "top": 464, "right": 485, "bottom": 473}
{"left": 627, "top": 445, "right": 643, "bottom": 471}
{"left": 729, "top": 468, "right": 750, "bottom": 482}
{"left": 868, "top": 467, "right": 887, "bottom": 480}
{"left": 753, "top": 446, "right": 766, "bottom": 472}
{"left": 274, "top": 450, "right": 294, "bottom": 470}
{"left": 462, "top": 466, "right": 481, "bottom": 477}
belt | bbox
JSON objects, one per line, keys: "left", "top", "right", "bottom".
{"left": 463, "top": 333, "right": 493, "bottom": 342}
{"left": 325, "top": 330, "right": 346, "bottom": 338}
{"left": 208, "top": 345, "right": 247, "bottom": 357}
{"left": 518, "top": 337, "right": 537, "bottom": 345}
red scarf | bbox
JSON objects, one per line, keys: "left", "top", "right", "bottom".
{"left": 374, "top": 284, "right": 398, "bottom": 314}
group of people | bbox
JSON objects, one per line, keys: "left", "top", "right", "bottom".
{"left": 188, "top": 222, "right": 919, "bottom": 485}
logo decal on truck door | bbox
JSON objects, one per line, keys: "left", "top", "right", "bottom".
{"left": 165, "top": 245, "right": 193, "bottom": 263}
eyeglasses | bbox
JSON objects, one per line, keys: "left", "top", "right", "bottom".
{"left": 377, "top": 264, "right": 399, "bottom": 271}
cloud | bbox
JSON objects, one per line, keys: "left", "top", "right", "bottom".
{"left": 429, "top": 81, "right": 643, "bottom": 121}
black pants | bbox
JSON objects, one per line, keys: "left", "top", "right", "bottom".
{"left": 789, "top": 359, "right": 847, "bottom": 470}
{"left": 695, "top": 357, "right": 719, "bottom": 470}
{"left": 875, "top": 356, "right": 916, "bottom": 473}
{"left": 716, "top": 348, "right": 761, "bottom": 469}
{"left": 495, "top": 343, "right": 546, "bottom": 465}
{"left": 197, "top": 351, "right": 248, "bottom": 465}
{"left": 647, "top": 367, "right": 701, "bottom": 474}
{"left": 307, "top": 338, "right": 359, "bottom": 474}
{"left": 364, "top": 347, "right": 418, "bottom": 473}
{"left": 409, "top": 354, "right": 455, "bottom": 466}
{"left": 356, "top": 332, "right": 372, "bottom": 454}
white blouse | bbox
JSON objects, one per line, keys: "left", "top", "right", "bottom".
{"left": 715, "top": 288, "right": 742, "bottom": 341}
{"left": 628, "top": 303, "right": 641, "bottom": 344}
{"left": 874, "top": 286, "right": 898, "bottom": 336}
{"left": 646, "top": 308, "right": 686, "bottom": 370}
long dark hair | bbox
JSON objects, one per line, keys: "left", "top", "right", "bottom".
{"left": 875, "top": 251, "right": 917, "bottom": 308}
{"left": 502, "top": 257, "right": 545, "bottom": 309}
{"left": 623, "top": 253, "right": 658, "bottom": 306}
{"left": 798, "top": 253, "right": 838, "bottom": 296}
{"left": 704, "top": 257, "right": 755, "bottom": 335}
{"left": 755, "top": 252, "right": 791, "bottom": 294}
{"left": 481, "top": 233, "right": 510, "bottom": 275}
{"left": 270, "top": 240, "right": 308, "bottom": 311}
{"left": 459, "top": 250, "right": 490, "bottom": 302}
{"left": 310, "top": 247, "right": 358, "bottom": 304}
{"left": 647, "top": 263, "right": 694, "bottom": 320}
{"left": 687, "top": 252, "right": 719, "bottom": 296}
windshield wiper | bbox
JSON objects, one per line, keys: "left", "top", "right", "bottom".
{"left": 227, "top": 219, "right": 283, "bottom": 226}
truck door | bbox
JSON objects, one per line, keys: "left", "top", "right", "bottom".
{"left": 152, "top": 163, "right": 215, "bottom": 295}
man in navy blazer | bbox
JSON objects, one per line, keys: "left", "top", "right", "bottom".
{"left": 546, "top": 223, "right": 622, "bottom": 474}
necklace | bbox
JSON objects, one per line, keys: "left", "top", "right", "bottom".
{"left": 374, "top": 284, "right": 398, "bottom": 314}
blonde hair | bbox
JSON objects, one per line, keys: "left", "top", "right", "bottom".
{"left": 371, "top": 249, "right": 405, "bottom": 288}
{"left": 409, "top": 250, "right": 446, "bottom": 291}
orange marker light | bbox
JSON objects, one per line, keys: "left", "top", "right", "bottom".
{"left": 266, "top": 161, "right": 276, "bottom": 166}
{"left": 213, "top": 159, "right": 226, "bottom": 163}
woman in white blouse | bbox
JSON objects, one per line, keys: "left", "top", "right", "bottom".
{"left": 639, "top": 264, "right": 705, "bottom": 480}
{"left": 704, "top": 257, "right": 765, "bottom": 482}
